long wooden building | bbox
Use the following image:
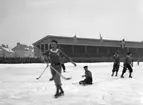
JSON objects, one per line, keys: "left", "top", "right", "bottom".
{"left": 33, "top": 35, "right": 143, "bottom": 62}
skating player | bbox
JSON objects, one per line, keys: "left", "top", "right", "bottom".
{"left": 120, "top": 52, "right": 133, "bottom": 78}
{"left": 43, "top": 40, "right": 76, "bottom": 98}
{"left": 111, "top": 52, "right": 120, "bottom": 76}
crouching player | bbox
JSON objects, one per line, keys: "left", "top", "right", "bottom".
{"left": 79, "top": 66, "right": 93, "bottom": 85}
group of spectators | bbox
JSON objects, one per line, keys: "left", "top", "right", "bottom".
{"left": 0, "top": 57, "right": 42, "bottom": 64}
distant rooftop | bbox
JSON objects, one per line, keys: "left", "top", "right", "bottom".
{"left": 0, "top": 46, "right": 14, "bottom": 53}
{"left": 12, "top": 43, "right": 33, "bottom": 51}
{"left": 33, "top": 35, "right": 143, "bottom": 48}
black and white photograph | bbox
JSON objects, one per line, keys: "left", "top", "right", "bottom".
{"left": 0, "top": 0, "right": 143, "bottom": 104}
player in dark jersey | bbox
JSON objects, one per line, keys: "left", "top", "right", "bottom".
{"left": 43, "top": 40, "right": 76, "bottom": 98}
{"left": 120, "top": 52, "right": 133, "bottom": 78}
{"left": 79, "top": 66, "right": 93, "bottom": 85}
{"left": 111, "top": 52, "right": 120, "bottom": 76}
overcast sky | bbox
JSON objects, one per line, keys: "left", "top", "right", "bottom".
{"left": 0, "top": 0, "right": 143, "bottom": 47}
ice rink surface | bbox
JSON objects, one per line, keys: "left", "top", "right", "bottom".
{"left": 0, "top": 62, "right": 143, "bottom": 105}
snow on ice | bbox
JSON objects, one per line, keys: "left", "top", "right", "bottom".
{"left": 0, "top": 62, "right": 143, "bottom": 105}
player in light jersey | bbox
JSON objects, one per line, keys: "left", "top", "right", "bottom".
{"left": 43, "top": 40, "right": 76, "bottom": 98}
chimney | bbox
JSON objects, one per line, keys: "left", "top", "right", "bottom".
{"left": 17, "top": 42, "right": 20, "bottom": 46}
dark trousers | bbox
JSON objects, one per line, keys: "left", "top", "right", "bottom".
{"left": 61, "top": 64, "right": 66, "bottom": 71}
{"left": 79, "top": 77, "right": 93, "bottom": 85}
{"left": 112, "top": 63, "right": 119, "bottom": 72}
{"left": 122, "top": 63, "right": 133, "bottom": 74}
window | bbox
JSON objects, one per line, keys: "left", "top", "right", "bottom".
{"left": 41, "top": 44, "right": 44, "bottom": 52}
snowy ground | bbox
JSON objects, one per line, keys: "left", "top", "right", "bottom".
{"left": 0, "top": 62, "right": 143, "bottom": 105}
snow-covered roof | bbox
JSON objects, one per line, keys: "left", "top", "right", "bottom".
{"left": 2, "top": 47, "right": 14, "bottom": 53}
{"left": 12, "top": 44, "right": 33, "bottom": 51}
{"left": 25, "top": 47, "right": 30, "bottom": 51}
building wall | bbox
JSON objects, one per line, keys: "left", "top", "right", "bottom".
{"left": 60, "top": 44, "right": 143, "bottom": 61}
{"left": 14, "top": 50, "right": 34, "bottom": 57}
{"left": 34, "top": 44, "right": 49, "bottom": 57}
{"left": 3, "top": 51, "right": 14, "bottom": 57}
{"left": 0, "top": 50, "right": 14, "bottom": 57}
{"left": 34, "top": 43, "right": 142, "bottom": 60}
{"left": 14, "top": 50, "right": 25, "bottom": 57}
{"left": 33, "top": 36, "right": 143, "bottom": 62}
{"left": 0, "top": 51, "right": 3, "bottom": 57}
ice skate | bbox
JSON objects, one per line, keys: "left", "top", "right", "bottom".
{"left": 54, "top": 92, "right": 60, "bottom": 98}
{"left": 59, "top": 91, "right": 64, "bottom": 96}
{"left": 120, "top": 75, "right": 124, "bottom": 78}
{"left": 54, "top": 91, "right": 64, "bottom": 98}
{"left": 129, "top": 74, "right": 132, "bottom": 78}
{"left": 49, "top": 77, "right": 54, "bottom": 81}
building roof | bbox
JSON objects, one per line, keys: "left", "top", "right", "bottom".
{"left": 0, "top": 46, "right": 14, "bottom": 53}
{"left": 33, "top": 35, "right": 143, "bottom": 48}
{"left": 12, "top": 43, "right": 34, "bottom": 51}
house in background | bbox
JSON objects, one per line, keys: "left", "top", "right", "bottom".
{"left": 12, "top": 42, "right": 34, "bottom": 57}
{"left": 0, "top": 45, "right": 15, "bottom": 57}
{"left": 0, "top": 48, "right": 3, "bottom": 57}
